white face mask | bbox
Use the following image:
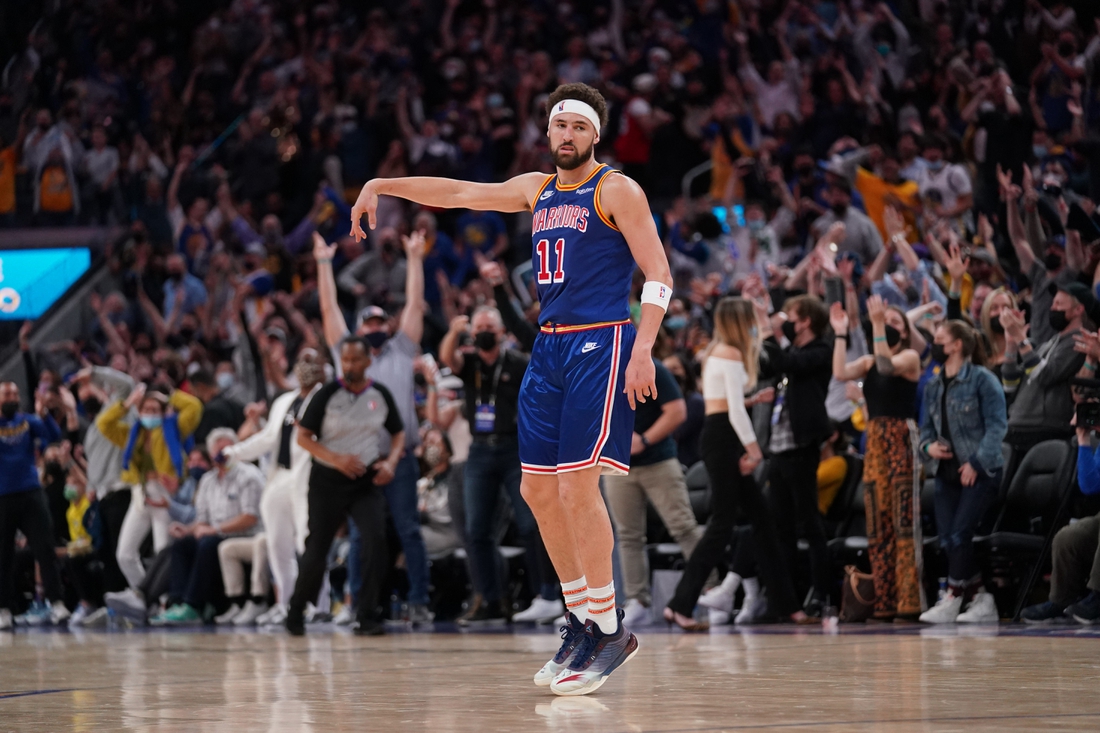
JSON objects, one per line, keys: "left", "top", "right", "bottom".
{"left": 216, "top": 373, "right": 236, "bottom": 391}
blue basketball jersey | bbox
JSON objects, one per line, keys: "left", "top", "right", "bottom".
{"left": 530, "top": 164, "right": 635, "bottom": 326}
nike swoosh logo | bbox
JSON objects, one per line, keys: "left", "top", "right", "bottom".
{"left": 581, "top": 343, "right": 600, "bottom": 353}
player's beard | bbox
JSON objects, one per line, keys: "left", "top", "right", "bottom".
{"left": 551, "top": 139, "right": 593, "bottom": 171}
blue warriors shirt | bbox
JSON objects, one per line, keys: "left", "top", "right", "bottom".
{"left": 530, "top": 164, "right": 635, "bottom": 326}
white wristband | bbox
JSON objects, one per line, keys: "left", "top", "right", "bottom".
{"left": 640, "top": 281, "right": 672, "bottom": 312}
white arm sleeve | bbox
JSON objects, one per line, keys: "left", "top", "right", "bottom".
{"left": 720, "top": 360, "right": 758, "bottom": 447}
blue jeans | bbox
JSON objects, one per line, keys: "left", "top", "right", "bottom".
{"left": 348, "top": 452, "right": 429, "bottom": 606}
{"left": 465, "top": 437, "right": 548, "bottom": 602}
{"left": 934, "top": 470, "right": 1000, "bottom": 585}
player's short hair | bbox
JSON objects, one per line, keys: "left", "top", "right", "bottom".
{"left": 783, "top": 294, "right": 829, "bottom": 338}
{"left": 546, "top": 83, "right": 609, "bottom": 130}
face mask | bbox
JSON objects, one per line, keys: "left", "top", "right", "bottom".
{"left": 1049, "top": 309, "right": 1070, "bottom": 333}
{"left": 796, "top": 165, "right": 815, "bottom": 177}
{"left": 169, "top": 272, "right": 183, "bottom": 282}
{"left": 747, "top": 219, "right": 765, "bottom": 233}
{"left": 1045, "top": 252, "right": 1063, "bottom": 271}
{"left": 474, "top": 331, "right": 498, "bottom": 351}
{"left": 1, "top": 401, "right": 18, "bottom": 419}
{"left": 989, "top": 318, "right": 1005, "bottom": 335}
{"left": 364, "top": 331, "right": 389, "bottom": 350}
{"left": 294, "top": 361, "right": 326, "bottom": 386}
{"left": 189, "top": 467, "right": 207, "bottom": 483}
{"left": 884, "top": 324, "right": 902, "bottom": 348}
{"left": 424, "top": 445, "right": 444, "bottom": 468}
{"left": 1033, "top": 145, "right": 1048, "bottom": 160}
{"left": 926, "top": 159, "right": 945, "bottom": 171}
{"left": 45, "top": 460, "right": 64, "bottom": 477}
{"left": 139, "top": 415, "right": 163, "bottom": 430}
{"left": 63, "top": 484, "right": 80, "bottom": 502}
{"left": 781, "top": 320, "right": 798, "bottom": 342}
{"left": 1057, "top": 42, "right": 1074, "bottom": 58}
{"left": 876, "top": 43, "right": 891, "bottom": 57}
{"left": 179, "top": 328, "right": 196, "bottom": 341}
{"left": 665, "top": 316, "right": 687, "bottom": 331}
{"left": 830, "top": 203, "right": 848, "bottom": 217}
{"left": 216, "top": 373, "right": 236, "bottom": 391}
{"left": 930, "top": 343, "right": 948, "bottom": 364}
{"left": 213, "top": 452, "right": 231, "bottom": 467}
{"left": 82, "top": 398, "right": 102, "bottom": 416}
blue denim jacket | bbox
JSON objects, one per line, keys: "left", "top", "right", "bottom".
{"left": 919, "top": 361, "right": 1008, "bottom": 476}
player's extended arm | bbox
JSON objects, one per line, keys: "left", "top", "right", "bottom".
{"left": 350, "top": 173, "right": 548, "bottom": 239}
{"left": 602, "top": 173, "right": 673, "bottom": 409}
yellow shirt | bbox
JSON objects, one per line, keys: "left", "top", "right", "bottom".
{"left": 66, "top": 495, "right": 92, "bottom": 544}
{"left": 944, "top": 272, "right": 974, "bottom": 314}
{"left": 0, "top": 147, "right": 15, "bottom": 214}
{"left": 854, "top": 168, "right": 920, "bottom": 242}
{"left": 817, "top": 455, "right": 848, "bottom": 515}
{"left": 39, "top": 165, "right": 74, "bottom": 212}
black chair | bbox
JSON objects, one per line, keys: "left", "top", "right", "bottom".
{"left": 826, "top": 482, "right": 870, "bottom": 573}
{"left": 974, "top": 439, "right": 1077, "bottom": 616}
{"left": 823, "top": 453, "right": 864, "bottom": 540}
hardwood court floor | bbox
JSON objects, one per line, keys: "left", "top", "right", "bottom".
{"left": 3, "top": 623, "right": 1100, "bottom": 733}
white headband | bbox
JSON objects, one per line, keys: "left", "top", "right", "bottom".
{"left": 548, "top": 99, "right": 601, "bottom": 135}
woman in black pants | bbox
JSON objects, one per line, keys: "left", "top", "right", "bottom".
{"left": 663, "top": 298, "right": 808, "bottom": 630}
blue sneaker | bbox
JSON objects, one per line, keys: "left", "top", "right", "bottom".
{"left": 1068, "top": 592, "right": 1100, "bottom": 625}
{"left": 534, "top": 612, "right": 586, "bottom": 687}
{"left": 550, "top": 609, "right": 639, "bottom": 696}
{"left": 14, "top": 600, "right": 50, "bottom": 626}
{"left": 1020, "top": 601, "right": 1066, "bottom": 625}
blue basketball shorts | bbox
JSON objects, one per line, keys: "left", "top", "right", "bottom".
{"left": 518, "top": 319, "right": 636, "bottom": 476}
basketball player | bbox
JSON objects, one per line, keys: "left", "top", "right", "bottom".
{"left": 350, "top": 83, "right": 672, "bottom": 696}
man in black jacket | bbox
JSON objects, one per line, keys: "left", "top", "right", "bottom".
{"left": 758, "top": 294, "right": 834, "bottom": 615}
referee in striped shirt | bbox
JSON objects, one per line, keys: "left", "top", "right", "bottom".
{"left": 287, "top": 336, "right": 405, "bottom": 636}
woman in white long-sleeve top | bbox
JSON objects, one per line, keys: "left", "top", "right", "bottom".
{"left": 663, "top": 298, "right": 807, "bottom": 630}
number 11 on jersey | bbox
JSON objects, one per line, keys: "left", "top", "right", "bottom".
{"left": 535, "top": 238, "right": 566, "bottom": 284}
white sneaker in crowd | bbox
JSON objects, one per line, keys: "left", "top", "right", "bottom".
{"left": 919, "top": 594, "right": 963, "bottom": 624}
{"left": 104, "top": 589, "right": 147, "bottom": 621}
{"left": 0, "top": 608, "right": 12, "bottom": 630}
{"left": 733, "top": 579, "right": 766, "bottom": 625}
{"left": 698, "top": 573, "right": 741, "bottom": 614}
{"left": 79, "top": 607, "right": 110, "bottom": 628}
{"left": 48, "top": 601, "right": 70, "bottom": 626}
{"left": 233, "top": 601, "right": 269, "bottom": 626}
{"left": 260, "top": 605, "right": 288, "bottom": 627}
{"left": 68, "top": 604, "right": 91, "bottom": 627}
{"left": 514, "top": 597, "right": 567, "bottom": 624}
{"left": 707, "top": 608, "right": 731, "bottom": 626}
{"left": 215, "top": 603, "right": 242, "bottom": 625}
{"left": 620, "top": 599, "right": 650, "bottom": 628}
{"left": 956, "top": 592, "right": 999, "bottom": 624}
{"left": 332, "top": 604, "right": 355, "bottom": 626}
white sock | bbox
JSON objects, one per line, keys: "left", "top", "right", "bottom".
{"left": 721, "top": 572, "right": 742, "bottom": 594}
{"left": 587, "top": 582, "right": 618, "bottom": 635}
{"left": 561, "top": 576, "right": 589, "bottom": 623}
{"left": 741, "top": 577, "right": 759, "bottom": 600}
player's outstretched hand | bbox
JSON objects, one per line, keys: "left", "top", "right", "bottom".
{"left": 350, "top": 181, "right": 380, "bottom": 241}
{"left": 624, "top": 351, "right": 656, "bottom": 409}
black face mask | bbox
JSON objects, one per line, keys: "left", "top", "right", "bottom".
{"left": 989, "top": 318, "right": 1005, "bottom": 335}
{"left": 82, "top": 398, "right": 102, "bottom": 416}
{"left": 1058, "top": 42, "right": 1075, "bottom": 58}
{"left": 364, "top": 331, "right": 389, "bottom": 350}
{"left": 179, "top": 328, "right": 196, "bottom": 341}
{"left": 0, "top": 401, "right": 18, "bottom": 419}
{"left": 1049, "top": 309, "right": 1070, "bottom": 333}
{"left": 781, "top": 320, "right": 798, "bottom": 343}
{"left": 867, "top": 322, "right": 902, "bottom": 348}
{"left": 831, "top": 203, "right": 849, "bottom": 217}
{"left": 169, "top": 272, "right": 184, "bottom": 282}
{"left": 930, "top": 343, "right": 948, "bottom": 364}
{"left": 45, "top": 460, "right": 64, "bottom": 478}
{"left": 796, "top": 165, "right": 815, "bottom": 177}
{"left": 189, "top": 467, "right": 207, "bottom": 483}
{"left": 1045, "top": 252, "right": 1063, "bottom": 271}
{"left": 474, "top": 331, "right": 498, "bottom": 351}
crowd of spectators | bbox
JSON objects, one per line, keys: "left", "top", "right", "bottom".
{"left": 4, "top": 0, "right": 1100, "bottom": 631}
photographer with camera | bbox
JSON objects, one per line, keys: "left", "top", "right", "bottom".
{"left": 1021, "top": 344, "right": 1100, "bottom": 624}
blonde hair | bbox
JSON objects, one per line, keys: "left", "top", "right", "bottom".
{"left": 980, "top": 287, "right": 1017, "bottom": 341}
{"left": 710, "top": 297, "right": 760, "bottom": 390}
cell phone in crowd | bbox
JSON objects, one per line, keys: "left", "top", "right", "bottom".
{"left": 1076, "top": 401, "right": 1100, "bottom": 430}
{"left": 825, "top": 276, "right": 845, "bottom": 306}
